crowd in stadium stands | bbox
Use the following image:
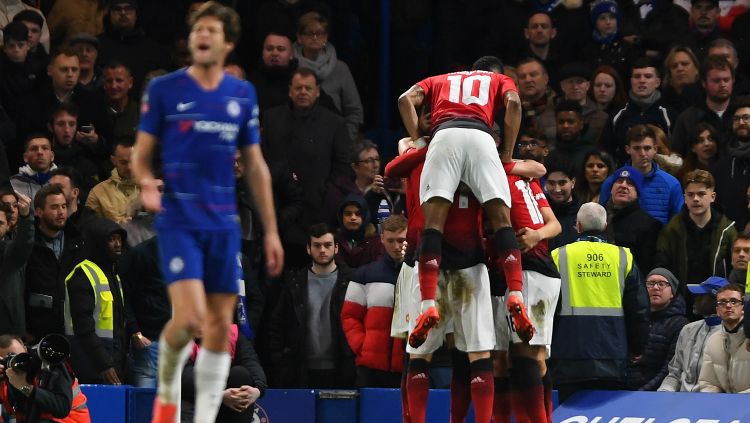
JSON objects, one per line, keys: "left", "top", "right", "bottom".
{"left": 2, "top": 0, "right": 750, "bottom": 419}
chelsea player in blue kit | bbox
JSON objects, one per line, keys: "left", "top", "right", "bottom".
{"left": 132, "top": 3, "right": 284, "bottom": 422}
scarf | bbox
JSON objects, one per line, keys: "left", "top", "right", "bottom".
{"left": 629, "top": 89, "right": 661, "bottom": 110}
{"left": 293, "top": 42, "right": 338, "bottom": 80}
{"left": 727, "top": 138, "right": 750, "bottom": 160}
{"left": 592, "top": 30, "right": 617, "bottom": 45}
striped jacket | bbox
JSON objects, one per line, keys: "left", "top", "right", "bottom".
{"left": 341, "top": 254, "right": 404, "bottom": 373}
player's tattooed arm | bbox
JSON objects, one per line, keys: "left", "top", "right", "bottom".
{"left": 501, "top": 90, "right": 522, "bottom": 164}
{"left": 398, "top": 85, "right": 425, "bottom": 141}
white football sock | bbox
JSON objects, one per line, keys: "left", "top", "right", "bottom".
{"left": 156, "top": 334, "right": 193, "bottom": 404}
{"left": 193, "top": 348, "right": 231, "bottom": 423}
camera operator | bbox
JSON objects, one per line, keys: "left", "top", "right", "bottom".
{"left": 0, "top": 334, "right": 90, "bottom": 423}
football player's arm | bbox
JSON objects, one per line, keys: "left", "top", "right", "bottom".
{"left": 242, "top": 144, "right": 284, "bottom": 278}
{"left": 516, "top": 207, "right": 561, "bottom": 253}
{"left": 505, "top": 160, "right": 546, "bottom": 179}
{"left": 501, "top": 90, "right": 521, "bottom": 164}
{"left": 132, "top": 131, "right": 161, "bottom": 212}
{"left": 398, "top": 85, "right": 425, "bottom": 141}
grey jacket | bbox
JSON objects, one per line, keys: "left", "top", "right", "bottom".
{"left": 658, "top": 319, "right": 720, "bottom": 392}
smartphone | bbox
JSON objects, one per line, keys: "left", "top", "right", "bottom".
{"left": 80, "top": 125, "right": 93, "bottom": 133}
{"left": 28, "top": 293, "right": 54, "bottom": 309}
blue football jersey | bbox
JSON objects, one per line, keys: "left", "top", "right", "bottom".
{"left": 139, "top": 68, "right": 260, "bottom": 230}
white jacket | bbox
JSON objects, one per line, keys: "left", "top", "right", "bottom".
{"left": 698, "top": 322, "right": 750, "bottom": 393}
{"left": 658, "top": 320, "right": 720, "bottom": 392}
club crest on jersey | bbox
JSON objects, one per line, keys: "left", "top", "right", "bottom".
{"left": 227, "top": 100, "right": 241, "bottom": 117}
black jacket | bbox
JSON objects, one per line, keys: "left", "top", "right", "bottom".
{"left": 268, "top": 264, "right": 355, "bottom": 388}
{"left": 25, "top": 222, "right": 85, "bottom": 342}
{"left": 606, "top": 200, "right": 662, "bottom": 275}
{"left": 548, "top": 199, "right": 580, "bottom": 252}
{"left": 66, "top": 219, "right": 128, "bottom": 383}
{"left": 601, "top": 97, "right": 677, "bottom": 165}
{"left": 627, "top": 295, "right": 688, "bottom": 391}
{"left": 1, "top": 363, "right": 74, "bottom": 422}
{"left": 261, "top": 102, "right": 351, "bottom": 228}
{"left": 712, "top": 149, "right": 750, "bottom": 229}
{"left": 0, "top": 213, "right": 34, "bottom": 336}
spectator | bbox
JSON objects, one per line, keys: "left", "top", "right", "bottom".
{"left": 655, "top": 169, "right": 736, "bottom": 308}
{"left": 0, "top": 1, "right": 50, "bottom": 51}
{"left": 580, "top": 0, "right": 638, "bottom": 78}
{"left": 0, "top": 194, "right": 33, "bottom": 337}
{"left": 68, "top": 33, "right": 100, "bottom": 90}
{"left": 85, "top": 140, "right": 139, "bottom": 224}
{"left": 670, "top": 56, "right": 735, "bottom": 156}
{"left": 268, "top": 223, "right": 356, "bottom": 388}
{"left": 101, "top": 61, "right": 139, "bottom": 146}
{"left": 248, "top": 32, "right": 296, "bottom": 114}
{"left": 728, "top": 232, "right": 750, "bottom": 287}
{"left": 660, "top": 46, "right": 703, "bottom": 116}
{"left": 341, "top": 215, "right": 407, "bottom": 387}
{"left": 0, "top": 21, "right": 42, "bottom": 169}
{"left": 64, "top": 218, "right": 128, "bottom": 385}
{"left": 574, "top": 149, "right": 615, "bottom": 204}
{"left": 557, "top": 62, "right": 608, "bottom": 142}
{"left": 48, "top": 167, "right": 99, "bottom": 234}
{"left": 544, "top": 158, "right": 581, "bottom": 250}
{"left": 514, "top": 128, "right": 549, "bottom": 165}
{"left": 698, "top": 284, "right": 750, "bottom": 393}
{"left": 659, "top": 276, "right": 727, "bottom": 392}
{"left": 0, "top": 190, "right": 20, "bottom": 238}
{"left": 627, "top": 268, "right": 688, "bottom": 391}
{"left": 604, "top": 166, "right": 662, "bottom": 274}
{"left": 48, "top": 103, "right": 100, "bottom": 200}
{"left": 46, "top": 0, "right": 105, "bottom": 47}
{"left": 507, "top": 12, "right": 563, "bottom": 87}
{"left": 96, "top": 0, "right": 168, "bottom": 93}
{"left": 675, "top": 122, "right": 720, "bottom": 185}
{"left": 550, "top": 202, "right": 650, "bottom": 402}
{"left": 334, "top": 195, "right": 383, "bottom": 269}
{"left": 181, "top": 325, "right": 267, "bottom": 422}
{"left": 617, "top": 0, "right": 689, "bottom": 60}
{"left": 517, "top": 57, "right": 557, "bottom": 143}
{"left": 712, "top": 98, "right": 750, "bottom": 229}
{"left": 261, "top": 67, "right": 350, "bottom": 230}
{"left": 11, "top": 9, "right": 48, "bottom": 73}
{"left": 546, "top": 100, "right": 596, "bottom": 171}
{"left": 294, "top": 11, "right": 363, "bottom": 140}
{"left": 25, "top": 184, "right": 84, "bottom": 342}
{"left": 10, "top": 134, "right": 57, "bottom": 201}
{"left": 687, "top": 0, "right": 722, "bottom": 62}
{"left": 600, "top": 124, "right": 684, "bottom": 224}
{"left": 600, "top": 57, "right": 676, "bottom": 165}
{"left": 589, "top": 65, "right": 627, "bottom": 116}
{"left": 707, "top": 38, "right": 750, "bottom": 97}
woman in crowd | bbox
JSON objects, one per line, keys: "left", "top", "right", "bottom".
{"left": 675, "top": 122, "right": 720, "bottom": 185}
{"left": 575, "top": 149, "right": 615, "bottom": 203}
{"left": 661, "top": 46, "right": 703, "bottom": 115}
{"left": 590, "top": 65, "right": 627, "bottom": 116}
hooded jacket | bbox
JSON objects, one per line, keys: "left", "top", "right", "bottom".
{"left": 85, "top": 168, "right": 139, "bottom": 224}
{"left": 627, "top": 295, "right": 689, "bottom": 390}
{"left": 66, "top": 218, "right": 129, "bottom": 384}
{"left": 11, "top": 164, "right": 58, "bottom": 202}
{"left": 334, "top": 195, "right": 383, "bottom": 269}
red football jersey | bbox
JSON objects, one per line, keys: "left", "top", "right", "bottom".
{"left": 416, "top": 71, "right": 517, "bottom": 129}
{"left": 507, "top": 174, "right": 551, "bottom": 259}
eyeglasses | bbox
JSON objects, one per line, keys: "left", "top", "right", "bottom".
{"left": 357, "top": 158, "right": 380, "bottom": 165}
{"left": 517, "top": 141, "right": 542, "bottom": 149}
{"left": 716, "top": 298, "right": 743, "bottom": 308}
{"left": 111, "top": 5, "right": 135, "bottom": 14}
{"left": 733, "top": 114, "right": 750, "bottom": 123}
{"left": 645, "top": 280, "right": 670, "bottom": 289}
{"left": 302, "top": 31, "right": 326, "bottom": 39}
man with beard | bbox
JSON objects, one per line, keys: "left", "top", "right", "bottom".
{"left": 10, "top": 135, "right": 58, "bottom": 201}
{"left": 269, "top": 223, "right": 355, "bottom": 388}
{"left": 249, "top": 32, "right": 295, "bottom": 114}
{"left": 599, "top": 124, "right": 683, "bottom": 224}
{"left": 712, "top": 98, "right": 750, "bottom": 229}
{"left": 727, "top": 232, "right": 750, "bottom": 286}
{"left": 670, "top": 56, "right": 735, "bottom": 156}
{"left": 546, "top": 100, "right": 595, "bottom": 171}
{"left": 24, "top": 184, "right": 85, "bottom": 342}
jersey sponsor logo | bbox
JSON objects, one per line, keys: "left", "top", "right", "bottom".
{"left": 176, "top": 101, "right": 196, "bottom": 112}
{"left": 227, "top": 100, "right": 241, "bottom": 117}
{"left": 193, "top": 120, "right": 240, "bottom": 141}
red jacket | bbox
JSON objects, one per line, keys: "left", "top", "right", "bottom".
{"left": 341, "top": 254, "right": 404, "bottom": 372}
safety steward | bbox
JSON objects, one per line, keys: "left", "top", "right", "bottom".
{"left": 0, "top": 334, "right": 90, "bottom": 423}
{"left": 549, "top": 202, "right": 650, "bottom": 402}
{"left": 64, "top": 219, "right": 129, "bottom": 385}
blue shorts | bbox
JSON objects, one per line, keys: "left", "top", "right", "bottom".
{"left": 157, "top": 229, "right": 241, "bottom": 293}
